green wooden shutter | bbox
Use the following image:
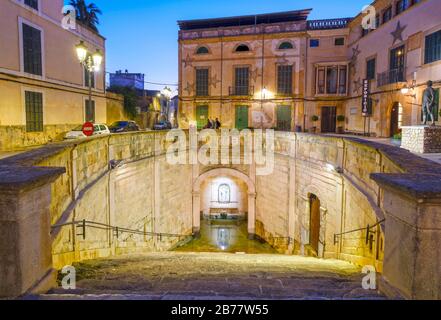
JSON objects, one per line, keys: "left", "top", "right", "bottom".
{"left": 196, "top": 105, "right": 208, "bottom": 129}
{"left": 235, "top": 106, "right": 249, "bottom": 130}
{"left": 277, "top": 105, "right": 292, "bottom": 131}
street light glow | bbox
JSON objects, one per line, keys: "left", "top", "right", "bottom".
{"left": 75, "top": 41, "right": 87, "bottom": 64}
{"left": 93, "top": 49, "right": 103, "bottom": 71}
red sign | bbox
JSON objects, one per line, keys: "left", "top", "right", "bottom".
{"left": 82, "top": 122, "right": 94, "bottom": 137}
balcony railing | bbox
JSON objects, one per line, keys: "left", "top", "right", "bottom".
{"left": 377, "top": 67, "right": 406, "bottom": 87}
{"left": 229, "top": 86, "right": 254, "bottom": 96}
{"left": 307, "top": 18, "right": 352, "bottom": 30}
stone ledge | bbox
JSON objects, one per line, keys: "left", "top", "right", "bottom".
{"left": 370, "top": 173, "right": 441, "bottom": 199}
{"left": 0, "top": 165, "right": 65, "bottom": 193}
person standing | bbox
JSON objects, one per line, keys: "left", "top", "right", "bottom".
{"left": 215, "top": 118, "right": 221, "bottom": 129}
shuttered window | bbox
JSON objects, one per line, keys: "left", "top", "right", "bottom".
{"left": 85, "top": 67, "right": 95, "bottom": 88}
{"left": 85, "top": 100, "right": 96, "bottom": 123}
{"left": 24, "top": 0, "right": 38, "bottom": 10}
{"left": 425, "top": 30, "right": 441, "bottom": 64}
{"left": 195, "top": 68, "right": 209, "bottom": 96}
{"left": 25, "top": 91, "right": 43, "bottom": 132}
{"left": 22, "top": 23, "right": 42, "bottom": 76}
{"left": 234, "top": 67, "right": 249, "bottom": 95}
{"left": 277, "top": 65, "right": 293, "bottom": 95}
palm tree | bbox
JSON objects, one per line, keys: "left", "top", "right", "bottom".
{"left": 69, "top": 0, "right": 102, "bottom": 32}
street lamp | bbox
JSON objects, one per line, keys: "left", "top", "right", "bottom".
{"left": 75, "top": 41, "right": 103, "bottom": 122}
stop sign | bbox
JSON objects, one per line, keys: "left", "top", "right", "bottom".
{"left": 82, "top": 122, "right": 94, "bottom": 137}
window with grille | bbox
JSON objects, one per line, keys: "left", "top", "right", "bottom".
{"left": 234, "top": 67, "right": 249, "bottom": 95}
{"left": 22, "top": 23, "right": 42, "bottom": 76}
{"left": 195, "top": 68, "right": 209, "bottom": 96}
{"left": 25, "top": 91, "right": 43, "bottom": 132}
{"left": 85, "top": 100, "right": 96, "bottom": 123}
{"left": 277, "top": 65, "right": 293, "bottom": 95}
{"left": 84, "top": 67, "right": 95, "bottom": 88}
{"left": 24, "top": 0, "right": 38, "bottom": 10}
{"left": 366, "top": 58, "right": 376, "bottom": 80}
{"left": 425, "top": 30, "right": 441, "bottom": 64}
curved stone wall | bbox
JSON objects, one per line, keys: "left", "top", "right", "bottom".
{"left": 1, "top": 130, "right": 440, "bottom": 298}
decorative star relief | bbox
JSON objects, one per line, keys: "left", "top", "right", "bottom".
{"left": 209, "top": 74, "right": 221, "bottom": 88}
{"left": 250, "top": 68, "right": 262, "bottom": 83}
{"left": 391, "top": 21, "right": 407, "bottom": 45}
{"left": 353, "top": 78, "right": 363, "bottom": 94}
{"left": 351, "top": 45, "right": 361, "bottom": 64}
{"left": 184, "top": 82, "right": 194, "bottom": 95}
{"left": 182, "top": 54, "right": 193, "bottom": 68}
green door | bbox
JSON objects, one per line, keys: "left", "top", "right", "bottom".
{"left": 196, "top": 105, "right": 209, "bottom": 129}
{"left": 277, "top": 105, "right": 292, "bottom": 131}
{"left": 235, "top": 106, "right": 249, "bottom": 130}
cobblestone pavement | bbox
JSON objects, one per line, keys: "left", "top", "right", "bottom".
{"left": 33, "top": 252, "right": 386, "bottom": 300}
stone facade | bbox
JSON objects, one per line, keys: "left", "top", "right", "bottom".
{"left": 0, "top": 0, "right": 107, "bottom": 151}
{"left": 401, "top": 126, "right": 441, "bottom": 153}
{"left": 178, "top": 0, "right": 441, "bottom": 137}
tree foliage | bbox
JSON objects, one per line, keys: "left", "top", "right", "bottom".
{"left": 69, "top": 0, "right": 102, "bottom": 32}
{"left": 107, "top": 86, "right": 139, "bottom": 119}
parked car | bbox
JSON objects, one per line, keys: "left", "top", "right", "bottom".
{"left": 109, "top": 121, "right": 140, "bottom": 133}
{"left": 153, "top": 120, "right": 172, "bottom": 131}
{"left": 65, "top": 124, "right": 110, "bottom": 139}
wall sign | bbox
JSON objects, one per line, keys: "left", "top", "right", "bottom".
{"left": 362, "top": 79, "right": 371, "bottom": 117}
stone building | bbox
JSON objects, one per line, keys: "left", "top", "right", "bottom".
{"left": 178, "top": 0, "right": 441, "bottom": 137}
{"left": 0, "top": 0, "right": 106, "bottom": 151}
{"left": 109, "top": 70, "right": 145, "bottom": 92}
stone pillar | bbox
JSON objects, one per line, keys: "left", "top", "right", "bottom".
{"left": 0, "top": 166, "right": 65, "bottom": 298}
{"left": 247, "top": 192, "right": 256, "bottom": 238}
{"left": 372, "top": 173, "right": 441, "bottom": 300}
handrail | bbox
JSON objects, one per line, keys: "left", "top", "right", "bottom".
{"left": 334, "top": 219, "right": 385, "bottom": 245}
{"left": 51, "top": 219, "right": 190, "bottom": 240}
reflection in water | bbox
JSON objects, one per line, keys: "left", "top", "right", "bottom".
{"left": 216, "top": 228, "right": 230, "bottom": 250}
{"left": 174, "top": 220, "right": 277, "bottom": 254}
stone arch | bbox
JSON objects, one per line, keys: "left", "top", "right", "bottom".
{"left": 300, "top": 184, "right": 328, "bottom": 258}
{"left": 192, "top": 168, "right": 256, "bottom": 236}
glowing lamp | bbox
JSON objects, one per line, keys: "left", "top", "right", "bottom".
{"left": 75, "top": 41, "right": 87, "bottom": 63}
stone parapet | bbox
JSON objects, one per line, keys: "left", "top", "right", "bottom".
{"left": 401, "top": 125, "right": 441, "bottom": 154}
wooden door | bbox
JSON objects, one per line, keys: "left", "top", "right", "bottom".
{"left": 390, "top": 103, "right": 400, "bottom": 137}
{"left": 277, "top": 105, "right": 292, "bottom": 131}
{"left": 309, "top": 194, "right": 321, "bottom": 254}
{"left": 321, "top": 106, "right": 336, "bottom": 133}
{"left": 196, "top": 105, "right": 208, "bottom": 129}
{"left": 235, "top": 105, "right": 249, "bottom": 130}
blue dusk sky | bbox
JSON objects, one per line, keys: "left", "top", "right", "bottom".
{"left": 77, "top": 0, "right": 370, "bottom": 90}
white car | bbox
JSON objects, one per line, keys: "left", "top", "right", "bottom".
{"left": 65, "top": 124, "right": 110, "bottom": 139}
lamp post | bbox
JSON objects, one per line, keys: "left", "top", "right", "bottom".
{"left": 75, "top": 41, "right": 103, "bottom": 122}
{"left": 260, "top": 87, "right": 268, "bottom": 129}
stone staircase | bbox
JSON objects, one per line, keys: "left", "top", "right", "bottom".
{"left": 28, "top": 252, "right": 387, "bottom": 300}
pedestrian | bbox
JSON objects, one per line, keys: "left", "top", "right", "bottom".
{"left": 215, "top": 118, "right": 221, "bottom": 129}
{"left": 204, "top": 119, "right": 212, "bottom": 129}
